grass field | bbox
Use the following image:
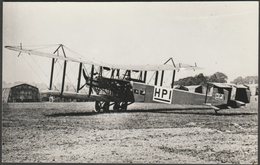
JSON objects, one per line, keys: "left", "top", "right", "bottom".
{"left": 2, "top": 96, "right": 258, "bottom": 163}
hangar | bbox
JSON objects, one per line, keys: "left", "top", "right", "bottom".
{"left": 2, "top": 83, "right": 40, "bottom": 103}
{"left": 245, "top": 84, "right": 258, "bottom": 96}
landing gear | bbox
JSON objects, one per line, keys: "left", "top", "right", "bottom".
{"left": 95, "top": 101, "right": 110, "bottom": 113}
{"left": 119, "top": 102, "right": 128, "bottom": 111}
{"left": 113, "top": 102, "right": 128, "bottom": 112}
{"left": 95, "top": 101, "right": 128, "bottom": 113}
{"left": 113, "top": 102, "right": 120, "bottom": 111}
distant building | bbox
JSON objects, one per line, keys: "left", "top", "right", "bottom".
{"left": 40, "top": 90, "right": 88, "bottom": 102}
{"left": 244, "top": 84, "right": 258, "bottom": 96}
{"left": 2, "top": 83, "right": 40, "bottom": 103}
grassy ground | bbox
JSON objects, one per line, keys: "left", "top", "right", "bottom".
{"left": 2, "top": 96, "right": 258, "bottom": 163}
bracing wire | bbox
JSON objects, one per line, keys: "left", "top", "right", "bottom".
{"left": 63, "top": 45, "right": 102, "bottom": 64}
{"left": 52, "top": 60, "right": 63, "bottom": 90}
{"left": 65, "top": 73, "right": 77, "bottom": 92}
{"left": 19, "top": 43, "right": 60, "bottom": 48}
{"left": 20, "top": 55, "right": 49, "bottom": 89}
{"left": 17, "top": 44, "right": 64, "bottom": 91}
{"left": 63, "top": 45, "right": 90, "bottom": 60}
{"left": 83, "top": 64, "right": 91, "bottom": 77}
{"left": 64, "top": 63, "right": 79, "bottom": 92}
{"left": 17, "top": 44, "right": 100, "bottom": 94}
{"left": 30, "top": 44, "right": 61, "bottom": 51}
{"left": 29, "top": 55, "right": 51, "bottom": 81}
{"left": 147, "top": 72, "right": 157, "bottom": 85}
{"left": 54, "top": 60, "right": 77, "bottom": 92}
{"left": 104, "top": 70, "right": 111, "bottom": 78}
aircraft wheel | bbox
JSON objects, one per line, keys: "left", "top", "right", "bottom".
{"left": 113, "top": 102, "right": 120, "bottom": 111}
{"left": 103, "top": 102, "right": 110, "bottom": 113}
{"left": 95, "top": 101, "right": 109, "bottom": 113}
{"left": 95, "top": 101, "right": 102, "bottom": 113}
{"left": 119, "top": 102, "right": 128, "bottom": 111}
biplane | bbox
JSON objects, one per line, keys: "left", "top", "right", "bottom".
{"left": 5, "top": 44, "right": 249, "bottom": 113}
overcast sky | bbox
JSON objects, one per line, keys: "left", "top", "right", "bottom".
{"left": 3, "top": 2, "right": 258, "bottom": 87}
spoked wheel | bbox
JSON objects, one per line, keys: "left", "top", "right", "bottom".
{"left": 95, "top": 101, "right": 110, "bottom": 113}
{"left": 113, "top": 102, "right": 120, "bottom": 111}
{"left": 115, "top": 102, "right": 127, "bottom": 112}
{"left": 120, "top": 102, "right": 128, "bottom": 111}
{"left": 95, "top": 101, "right": 101, "bottom": 112}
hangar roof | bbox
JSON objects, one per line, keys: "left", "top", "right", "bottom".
{"left": 3, "top": 83, "right": 38, "bottom": 89}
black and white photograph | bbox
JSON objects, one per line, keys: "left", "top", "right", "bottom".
{"left": 2, "top": 1, "right": 258, "bottom": 164}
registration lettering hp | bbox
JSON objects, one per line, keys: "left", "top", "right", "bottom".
{"left": 153, "top": 86, "right": 173, "bottom": 104}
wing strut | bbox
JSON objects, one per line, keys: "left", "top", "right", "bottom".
{"left": 171, "top": 70, "right": 176, "bottom": 88}
{"left": 154, "top": 71, "right": 159, "bottom": 86}
{"left": 49, "top": 44, "right": 63, "bottom": 90}
{"left": 164, "top": 57, "right": 176, "bottom": 88}
{"left": 116, "top": 69, "right": 120, "bottom": 78}
{"left": 160, "top": 70, "right": 164, "bottom": 86}
{"left": 139, "top": 71, "right": 143, "bottom": 81}
{"left": 49, "top": 58, "right": 55, "bottom": 90}
{"left": 99, "top": 66, "right": 103, "bottom": 77}
{"left": 143, "top": 71, "right": 147, "bottom": 83}
{"left": 77, "top": 63, "right": 83, "bottom": 93}
{"left": 60, "top": 45, "right": 67, "bottom": 95}
{"left": 61, "top": 60, "right": 67, "bottom": 95}
{"left": 88, "top": 64, "right": 94, "bottom": 97}
{"left": 111, "top": 69, "right": 115, "bottom": 78}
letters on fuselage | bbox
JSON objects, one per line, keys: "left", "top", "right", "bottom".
{"left": 153, "top": 86, "right": 173, "bottom": 104}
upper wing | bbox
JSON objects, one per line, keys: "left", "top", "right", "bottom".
{"left": 5, "top": 45, "right": 202, "bottom": 71}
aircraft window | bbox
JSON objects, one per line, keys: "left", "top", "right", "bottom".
{"left": 140, "top": 90, "right": 145, "bottom": 95}
{"left": 134, "top": 89, "right": 139, "bottom": 94}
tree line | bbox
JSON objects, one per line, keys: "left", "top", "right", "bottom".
{"left": 175, "top": 72, "right": 257, "bottom": 86}
{"left": 175, "top": 72, "right": 228, "bottom": 86}
{"left": 231, "top": 76, "right": 258, "bottom": 85}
